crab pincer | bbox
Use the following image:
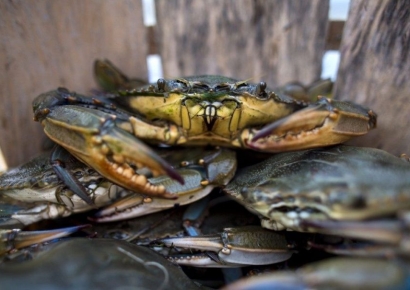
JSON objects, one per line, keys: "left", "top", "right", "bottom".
{"left": 33, "top": 90, "right": 184, "bottom": 199}
{"left": 248, "top": 97, "right": 377, "bottom": 152}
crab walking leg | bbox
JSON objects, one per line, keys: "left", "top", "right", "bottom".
{"left": 94, "top": 59, "right": 147, "bottom": 91}
{"left": 36, "top": 105, "right": 183, "bottom": 199}
{"left": 181, "top": 196, "right": 211, "bottom": 236}
{"left": 128, "top": 116, "right": 185, "bottom": 145}
{"left": 9, "top": 204, "right": 73, "bottom": 226}
{"left": 0, "top": 225, "right": 86, "bottom": 254}
{"left": 180, "top": 197, "right": 244, "bottom": 282}
{"left": 50, "top": 145, "right": 94, "bottom": 205}
{"left": 244, "top": 98, "right": 377, "bottom": 152}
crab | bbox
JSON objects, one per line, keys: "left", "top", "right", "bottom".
{"left": 31, "top": 60, "right": 376, "bottom": 202}
{"left": 223, "top": 145, "right": 410, "bottom": 256}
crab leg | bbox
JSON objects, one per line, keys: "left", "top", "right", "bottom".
{"left": 246, "top": 98, "right": 377, "bottom": 152}
{"left": 50, "top": 145, "right": 94, "bottom": 205}
{"left": 94, "top": 59, "right": 147, "bottom": 91}
{"left": 0, "top": 225, "right": 86, "bottom": 254}
{"left": 10, "top": 204, "right": 73, "bottom": 226}
{"left": 158, "top": 226, "right": 292, "bottom": 267}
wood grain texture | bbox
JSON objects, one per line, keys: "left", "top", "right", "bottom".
{"left": 334, "top": 0, "right": 410, "bottom": 155}
{"left": 156, "top": 0, "right": 329, "bottom": 87}
{"left": 0, "top": 0, "right": 147, "bottom": 167}
{"left": 325, "top": 21, "right": 345, "bottom": 50}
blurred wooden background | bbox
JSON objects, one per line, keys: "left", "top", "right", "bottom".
{"left": 0, "top": 0, "right": 409, "bottom": 169}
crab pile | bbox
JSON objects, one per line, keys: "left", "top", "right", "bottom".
{"left": 1, "top": 60, "right": 409, "bottom": 289}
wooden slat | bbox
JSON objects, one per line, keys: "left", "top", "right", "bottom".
{"left": 156, "top": 0, "right": 329, "bottom": 87}
{"left": 0, "top": 0, "right": 148, "bottom": 167}
{"left": 334, "top": 0, "right": 410, "bottom": 155}
{"left": 325, "top": 21, "right": 345, "bottom": 50}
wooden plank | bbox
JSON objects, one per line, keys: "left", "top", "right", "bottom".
{"left": 156, "top": 0, "right": 329, "bottom": 87}
{"left": 0, "top": 0, "right": 148, "bottom": 167}
{"left": 325, "top": 21, "right": 345, "bottom": 50}
{"left": 334, "top": 0, "right": 410, "bottom": 155}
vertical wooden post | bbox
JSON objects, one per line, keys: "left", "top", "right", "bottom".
{"left": 156, "top": 0, "right": 329, "bottom": 87}
{"left": 334, "top": 0, "right": 410, "bottom": 155}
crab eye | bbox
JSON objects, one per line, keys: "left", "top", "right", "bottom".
{"left": 256, "top": 81, "right": 268, "bottom": 99}
{"left": 259, "top": 81, "right": 267, "bottom": 91}
{"left": 171, "top": 79, "right": 190, "bottom": 92}
{"left": 157, "top": 78, "right": 166, "bottom": 92}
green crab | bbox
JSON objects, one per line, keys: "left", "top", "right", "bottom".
{"left": 31, "top": 60, "right": 376, "bottom": 201}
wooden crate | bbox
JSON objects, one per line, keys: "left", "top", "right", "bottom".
{"left": 0, "top": 0, "right": 409, "bottom": 169}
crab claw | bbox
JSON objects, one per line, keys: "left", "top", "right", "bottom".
{"left": 92, "top": 167, "right": 210, "bottom": 222}
{"left": 0, "top": 225, "right": 86, "bottom": 254}
{"left": 93, "top": 148, "right": 237, "bottom": 222}
{"left": 33, "top": 95, "right": 183, "bottom": 199}
{"left": 248, "top": 98, "right": 377, "bottom": 152}
{"left": 158, "top": 226, "right": 292, "bottom": 267}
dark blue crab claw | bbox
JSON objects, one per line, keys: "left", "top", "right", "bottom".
{"left": 39, "top": 104, "right": 183, "bottom": 199}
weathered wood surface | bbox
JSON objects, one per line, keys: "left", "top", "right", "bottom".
{"left": 156, "top": 0, "right": 329, "bottom": 87}
{"left": 334, "top": 0, "right": 410, "bottom": 156}
{"left": 0, "top": 0, "right": 148, "bottom": 167}
{"left": 325, "top": 21, "right": 345, "bottom": 50}
{"left": 0, "top": 0, "right": 329, "bottom": 168}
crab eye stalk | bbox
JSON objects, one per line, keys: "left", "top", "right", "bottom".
{"left": 256, "top": 81, "right": 268, "bottom": 98}
{"left": 157, "top": 78, "right": 166, "bottom": 92}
